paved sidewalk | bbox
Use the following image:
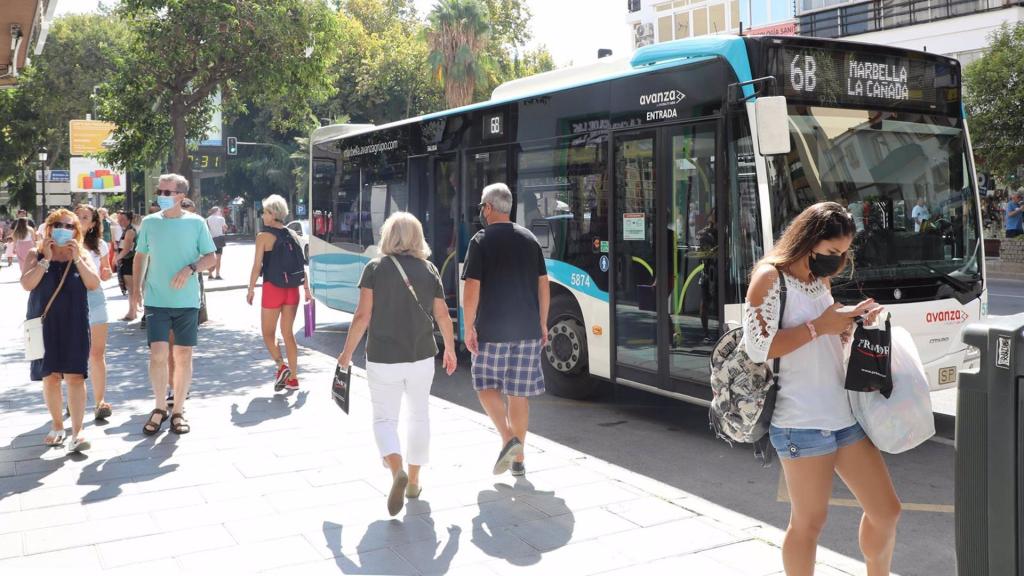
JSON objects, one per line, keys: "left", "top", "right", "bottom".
{"left": 0, "top": 278, "right": 873, "bottom": 575}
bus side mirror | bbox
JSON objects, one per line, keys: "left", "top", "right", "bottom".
{"left": 755, "top": 96, "right": 792, "bottom": 156}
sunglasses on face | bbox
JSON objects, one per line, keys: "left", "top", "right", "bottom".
{"left": 155, "top": 188, "right": 177, "bottom": 196}
{"left": 182, "top": 202, "right": 194, "bottom": 208}
{"left": 50, "top": 222, "right": 75, "bottom": 230}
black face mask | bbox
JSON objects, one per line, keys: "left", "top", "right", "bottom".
{"left": 809, "top": 252, "right": 844, "bottom": 278}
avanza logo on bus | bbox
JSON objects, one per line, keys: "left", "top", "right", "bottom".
{"left": 925, "top": 310, "right": 969, "bottom": 325}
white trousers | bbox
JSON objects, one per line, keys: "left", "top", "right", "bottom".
{"left": 365, "top": 357, "right": 435, "bottom": 466}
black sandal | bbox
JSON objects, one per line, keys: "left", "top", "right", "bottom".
{"left": 170, "top": 413, "right": 190, "bottom": 435}
{"left": 143, "top": 409, "right": 168, "bottom": 436}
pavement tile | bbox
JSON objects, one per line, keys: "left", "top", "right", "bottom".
{"left": 151, "top": 495, "right": 277, "bottom": 532}
{"left": 263, "top": 548, "right": 420, "bottom": 576}
{"left": 507, "top": 507, "right": 638, "bottom": 552}
{"left": 519, "top": 479, "right": 642, "bottom": 515}
{"left": 234, "top": 452, "right": 333, "bottom": 478}
{"left": 596, "top": 552, "right": 748, "bottom": 576}
{"left": 486, "top": 539, "right": 633, "bottom": 576}
{"left": 84, "top": 486, "right": 206, "bottom": 520}
{"left": 264, "top": 479, "right": 384, "bottom": 513}
{"left": 0, "top": 502, "right": 89, "bottom": 535}
{"left": 697, "top": 538, "right": 787, "bottom": 576}
{"left": 96, "top": 524, "right": 237, "bottom": 568}
{"left": 0, "top": 461, "right": 16, "bottom": 478}
{"left": 604, "top": 496, "right": 697, "bottom": 528}
{"left": 198, "top": 471, "right": 310, "bottom": 503}
{"left": 0, "top": 544, "right": 102, "bottom": 572}
{"left": 315, "top": 516, "right": 442, "bottom": 558}
{"left": 98, "top": 558, "right": 184, "bottom": 576}
{"left": 176, "top": 534, "right": 322, "bottom": 573}
{"left": 0, "top": 533, "right": 21, "bottom": 560}
{"left": 597, "top": 517, "right": 747, "bottom": 565}
{"left": 22, "top": 511, "right": 161, "bottom": 555}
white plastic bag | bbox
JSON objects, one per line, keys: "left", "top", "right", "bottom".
{"left": 848, "top": 326, "right": 935, "bottom": 454}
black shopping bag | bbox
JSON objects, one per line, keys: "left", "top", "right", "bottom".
{"left": 332, "top": 364, "right": 351, "bottom": 414}
{"left": 845, "top": 317, "right": 893, "bottom": 398}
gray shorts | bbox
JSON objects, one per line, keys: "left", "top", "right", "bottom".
{"left": 471, "top": 339, "right": 546, "bottom": 397}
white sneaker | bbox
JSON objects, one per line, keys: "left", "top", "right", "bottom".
{"left": 67, "top": 436, "right": 91, "bottom": 454}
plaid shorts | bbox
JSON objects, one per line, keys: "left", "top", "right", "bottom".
{"left": 471, "top": 339, "right": 546, "bottom": 397}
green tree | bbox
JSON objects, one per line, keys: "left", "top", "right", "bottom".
{"left": 0, "top": 13, "right": 130, "bottom": 209}
{"left": 425, "top": 0, "right": 492, "bottom": 109}
{"left": 964, "top": 23, "right": 1024, "bottom": 181}
{"left": 476, "top": 0, "right": 555, "bottom": 100}
{"left": 99, "top": 0, "right": 341, "bottom": 184}
{"left": 321, "top": 0, "right": 441, "bottom": 124}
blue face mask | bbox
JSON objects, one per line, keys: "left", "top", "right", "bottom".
{"left": 157, "top": 195, "right": 175, "bottom": 210}
{"left": 52, "top": 228, "right": 73, "bottom": 246}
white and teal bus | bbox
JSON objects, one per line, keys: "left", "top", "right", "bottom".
{"left": 307, "top": 34, "right": 985, "bottom": 405}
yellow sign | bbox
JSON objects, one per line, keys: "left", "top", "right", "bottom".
{"left": 69, "top": 120, "right": 117, "bottom": 156}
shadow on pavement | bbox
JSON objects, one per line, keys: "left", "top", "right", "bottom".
{"left": 230, "top": 390, "right": 309, "bottom": 428}
{"left": 0, "top": 423, "right": 70, "bottom": 503}
{"left": 322, "top": 501, "right": 461, "bottom": 574}
{"left": 472, "top": 479, "right": 573, "bottom": 566}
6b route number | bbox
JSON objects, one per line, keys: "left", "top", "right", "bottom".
{"left": 790, "top": 54, "right": 818, "bottom": 93}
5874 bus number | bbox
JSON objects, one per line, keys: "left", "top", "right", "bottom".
{"left": 570, "top": 273, "right": 592, "bottom": 288}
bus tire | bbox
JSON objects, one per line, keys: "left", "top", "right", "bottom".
{"left": 543, "top": 295, "right": 597, "bottom": 400}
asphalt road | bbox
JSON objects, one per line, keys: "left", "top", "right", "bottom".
{"left": 194, "top": 242, "right": 1024, "bottom": 576}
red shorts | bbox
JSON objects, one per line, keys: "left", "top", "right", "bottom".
{"left": 262, "top": 283, "right": 300, "bottom": 308}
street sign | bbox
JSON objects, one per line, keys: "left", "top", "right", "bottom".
{"left": 35, "top": 170, "right": 70, "bottom": 183}
{"left": 69, "top": 120, "right": 116, "bottom": 156}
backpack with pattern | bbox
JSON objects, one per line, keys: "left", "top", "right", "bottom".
{"left": 709, "top": 268, "right": 787, "bottom": 449}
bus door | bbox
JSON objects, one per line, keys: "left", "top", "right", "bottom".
{"left": 409, "top": 153, "right": 460, "bottom": 320}
{"left": 611, "top": 121, "right": 720, "bottom": 395}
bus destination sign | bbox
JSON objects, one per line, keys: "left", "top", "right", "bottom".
{"left": 777, "top": 46, "right": 956, "bottom": 111}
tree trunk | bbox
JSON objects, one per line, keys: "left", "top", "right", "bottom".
{"left": 170, "top": 99, "right": 194, "bottom": 186}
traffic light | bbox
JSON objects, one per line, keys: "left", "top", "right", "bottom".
{"left": 227, "top": 136, "right": 237, "bottom": 156}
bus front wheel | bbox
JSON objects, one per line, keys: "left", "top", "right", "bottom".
{"left": 542, "top": 296, "right": 597, "bottom": 400}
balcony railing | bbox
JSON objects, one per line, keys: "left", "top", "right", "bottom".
{"left": 798, "top": 0, "right": 1023, "bottom": 38}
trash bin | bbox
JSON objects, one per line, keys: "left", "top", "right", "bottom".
{"left": 955, "top": 311, "right": 1024, "bottom": 576}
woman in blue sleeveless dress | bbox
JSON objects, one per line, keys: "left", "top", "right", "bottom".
{"left": 21, "top": 209, "right": 100, "bottom": 453}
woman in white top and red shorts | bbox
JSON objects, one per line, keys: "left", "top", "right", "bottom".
{"left": 744, "top": 202, "right": 899, "bottom": 576}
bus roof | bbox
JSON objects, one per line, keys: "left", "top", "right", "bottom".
{"left": 312, "top": 35, "right": 760, "bottom": 146}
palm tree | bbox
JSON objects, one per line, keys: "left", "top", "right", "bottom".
{"left": 425, "top": 0, "right": 491, "bottom": 109}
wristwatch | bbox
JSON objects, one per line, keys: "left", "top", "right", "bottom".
{"left": 188, "top": 263, "right": 197, "bottom": 275}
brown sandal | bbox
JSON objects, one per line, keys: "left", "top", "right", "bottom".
{"left": 170, "top": 413, "right": 190, "bottom": 435}
{"left": 143, "top": 409, "right": 168, "bottom": 436}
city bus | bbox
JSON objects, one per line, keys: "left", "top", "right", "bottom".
{"left": 307, "top": 34, "right": 985, "bottom": 405}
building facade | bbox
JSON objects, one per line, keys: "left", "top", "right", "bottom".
{"left": 1, "top": 0, "right": 59, "bottom": 88}
{"left": 796, "top": 0, "right": 1024, "bottom": 66}
{"left": 626, "top": 0, "right": 797, "bottom": 49}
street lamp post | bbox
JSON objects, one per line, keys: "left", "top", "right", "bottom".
{"left": 38, "top": 148, "right": 48, "bottom": 222}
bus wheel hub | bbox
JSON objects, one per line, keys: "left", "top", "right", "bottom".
{"left": 546, "top": 319, "right": 582, "bottom": 373}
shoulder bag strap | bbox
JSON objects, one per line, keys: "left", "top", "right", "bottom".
{"left": 388, "top": 255, "right": 434, "bottom": 323}
{"left": 41, "top": 260, "right": 73, "bottom": 320}
{"left": 771, "top": 266, "right": 788, "bottom": 388}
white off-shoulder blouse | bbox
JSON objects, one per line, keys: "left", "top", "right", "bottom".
{"left": 743, "top": 270, "right": 856, "bottom": 431}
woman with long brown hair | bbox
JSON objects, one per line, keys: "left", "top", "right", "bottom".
{"left": 743, "top": 202, "right": 899, "bottom": 576}
{"left": 21, "top": 209, "right": 101, "bottom": 452}
{"left": 8, "top": 217, "right": 36, "bottom": 271}
{"left": 76, "top": 204, "right": 115, "bottom": 420}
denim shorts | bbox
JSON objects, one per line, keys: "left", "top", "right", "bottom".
{"left": 769, "top": 422, "right": 867, "bottom": 460}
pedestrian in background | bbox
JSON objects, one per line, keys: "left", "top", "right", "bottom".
{"left": 1006, "top": 191, "right": 1024, "bottom": 238}
{"left": 207, "top": 206, "right": 227, "bottom": 280}
{"left": 133, "top": 174, "right": 216, "bottom": 436}
{"left": 338, "top": 211, "right": 457, "bottom": 516}
{"left": 76, "top": 204, "right": 115, "bottom": 421}
{"left": 743, "top": 202, "right": 898, "bottom": 576}
{"left": 99, "top": 207, "right": 119, "bottom": 271}
{"left": 116, "top": 211, "right": 140, "bottom": 321}
{"left": 247, "top": 194, "right": 311, "bottom": 391}
{"left": 462, "top": 183, "right": 550, "bottom": 478}
{"left": 9, "top": 217, "right": 36, "bottom": 271}
{"left": 20, "top": 209, "right": 101, "bottom": 452}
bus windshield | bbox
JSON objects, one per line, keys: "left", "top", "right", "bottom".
{"left": 768, "top": 105, "right": 982, "bottom": 303}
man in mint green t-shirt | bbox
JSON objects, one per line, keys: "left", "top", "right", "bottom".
{"left": 132, "top": 174, "right": 217, "bottom": 437}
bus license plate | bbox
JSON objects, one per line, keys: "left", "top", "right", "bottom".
{"left": 938, "top": 366, "right": 957, "bottom": 385}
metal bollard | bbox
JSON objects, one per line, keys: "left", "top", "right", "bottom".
{"left": 955, "top": 312, "right": 1024, "bottom": 576}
